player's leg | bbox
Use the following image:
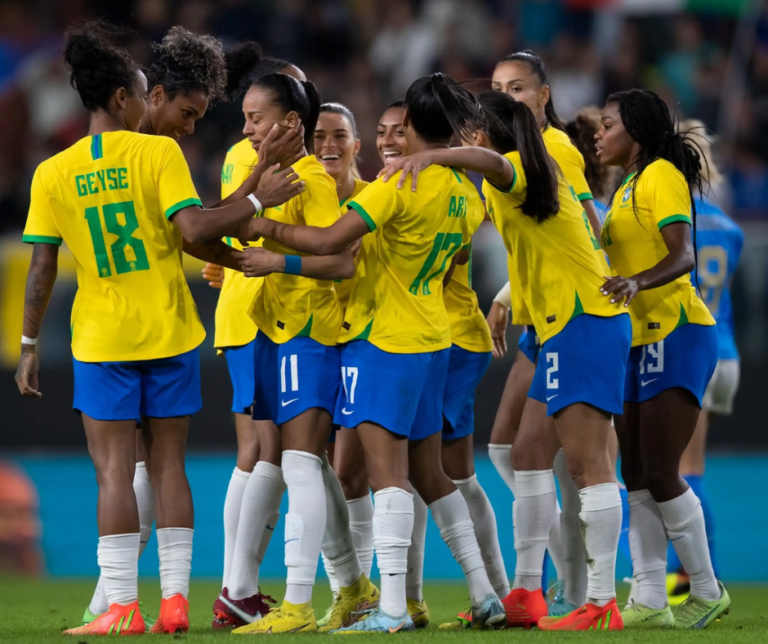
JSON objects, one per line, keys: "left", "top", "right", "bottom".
{"left": 405, "top": 489, "right": 429, "bottom": 627}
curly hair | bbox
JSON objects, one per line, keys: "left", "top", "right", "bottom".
{"left": 64, "top": 18, "right": 139, "bottom": 112}
{"left": 566, "top": 106, "right": 619, "bottom": 201}
{"left": 147, "top": 26, "right": 227, "bottom": 105}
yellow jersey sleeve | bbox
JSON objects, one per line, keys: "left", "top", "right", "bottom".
{"left": 542, "top": 126, "right": 592, "bottom": 201}
{"left": 23, "top": 164, "right": 62, "bottom": 245}
{"left": 214, "top": 140, "right": 262, "bottom": 349}
{"left": 646, "top": 163, "right": 693, "bottom": 230}
{"left": 348, "top": 177, "right": 404, "bottom": 233}
{"left": 156, "top": 139, "right": 203, "bottom": 219}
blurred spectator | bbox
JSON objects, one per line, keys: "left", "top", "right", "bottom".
{"left": 0, "top": 463, "right": 43, "bottom": 575}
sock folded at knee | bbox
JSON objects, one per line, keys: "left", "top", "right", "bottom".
{"left": 431, "top": 489, "right": 495, "bottom": 605}
{"left": 374, "top": 487, "right": 413, "bottom": 616}
{"left": 628, "top": 489, "right": 668, "bottom": 609}
{"left": 488, "top": 444, "right": 516, "bottom": 497}
{"left": 348, "top": 495, "right": 375, "bottom": 579}
{"left": 455, "top": 474, "right": 510, "bottom": 597}
{"left": 406, "top": 489, "right": 427, "bottom": 603}
{"left": 134, "top": 462, "right": 155, "bottom": 558}
{"left": 657, "top": 487, "right": 719, "bottom": 601}
{"left": 223, "top": 467, "right": 250, "bottom": 589}
{"left": 157, "top": 527, "right": 193, "bottom": 599}
{"left": 98, "top": 533, "right": 140, "bottom": 607}
{"left": 579, "top": 483, "right": 621, "bottom": 605}
{"left": 512, "top": 469, "right": 556, "bottom": 591}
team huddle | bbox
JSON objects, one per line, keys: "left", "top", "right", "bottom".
{"left": 15, "top": 16, "right": 743, "bottom": 636}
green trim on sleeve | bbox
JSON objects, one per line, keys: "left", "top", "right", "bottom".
{"left": 165, "top": 197, "right": 203, "bottom": 220}
{"left": 348, "top": 201, "right": 376, "bottom": 232}
{"left": 22, "top": 234, "right": 63, "bottom": 246}
{"left": 657, "top": 214, "right": 691, "bottom": 230}
{"left": 577, "top": 192, "right": 593, "bottom": 202}
{"left": 450, "top": 168, "right": 463, "bottom": 183}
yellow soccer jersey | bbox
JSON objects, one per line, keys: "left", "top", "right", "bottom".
{"left": 444, "top": 204, "right": 493, "bottom": 353}
{"left": 485, "top": 152, "right": 626, "bottom": 345}
{"left": 340, "top": 166, "right": 480, "bottom": 353}
{"left": 214, "top": 139, "right": 263, "bottom": 349}
{"left": 602, "top": 159, "right": 715, "bottom": 346}
{"left": 542, "top": 126, "right": 592, "bottom": 201}
{"left": 334, "top": 178, "right": 369, "bottom": 311}
{"left": 23, "top": 131, "right": 205, "bottom": 362}
{"left": 250, "top": 154, "right": 342, "bottom": 345}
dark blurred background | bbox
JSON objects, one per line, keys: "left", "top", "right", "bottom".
{"left": 1, "top": 0, "right": 767, "bottom": 452}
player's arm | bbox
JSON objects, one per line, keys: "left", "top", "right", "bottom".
{"left": 238, "top": 246, "right": 355, "bottom": 280}
{"left": 16, "top": 244, "right": 58, "bottom": 398}
{"left": 443, "top": 247, "right": 469, "bottom": 286}
{"left": 487, "top": 281, "right": 511, "bottom": 358}
{"left": 582, "top": 199, "right": 602, "bottom": 241}
{"left": 182, "top": 240, "right": 243, "bottom": 270}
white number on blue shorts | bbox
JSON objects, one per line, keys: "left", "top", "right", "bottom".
{"left": 340, "top": 366, "right": 359, "bottom": 404}
{"left": 546, "top": 352, "right": 559, "bottom": 389}
{"left": 281, "top": 354, "right": 299, "bottom": 393}
{"left": 639, "top": 341, "right": 665, "bottom": 375}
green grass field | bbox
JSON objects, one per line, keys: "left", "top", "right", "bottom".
{"left": 1, "top": 578, "right": 766, "bottom": 642}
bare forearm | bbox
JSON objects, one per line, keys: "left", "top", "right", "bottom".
{"left": 583, "top": 200, "right": 602, "bottom": 242}
{"left": 183, "top": 239, "right": 243, "bottom": 271}
{"left": 23, "top": 245, "right": 58, "bottom": 338}
{"left": 210, "top": 163, "right": 265, "bottom": 209}
{"left": 254, "top": 218, "right": 343, "bottom": 256}
{"left": 428, "top": 147, "right": 511, "bottom": 187}
{"left": 175, "top": 199, "right": 258, "bottom": 244}
{"left": 267, "top": 251, "right": 354, "bottom": 280}
{"left": 634, "top": 250, "right": 695, "bottom": 292}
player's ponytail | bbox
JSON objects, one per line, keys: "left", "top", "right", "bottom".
{"left": 478, "top": 91, "right": 559, "bottom": 222}
{"left": 300, "top": 80, "right": 322, "bottom": 153}
{"left": 404, "top": 73, "right": 481, "bottom": 143}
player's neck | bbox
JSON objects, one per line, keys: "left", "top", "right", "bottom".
{"left": 410, "top": 139, "right": 449, "bottom": 155}
{"left": 336, "top": 172, "right": 356, "bottom": 203}
{"left": 88, "top": 110, "right": 130, "bottom": 137}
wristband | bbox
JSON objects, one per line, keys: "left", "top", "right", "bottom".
{"left": 21, "top": 335, "right": 38, "bottom": 346}
{"left": 247, "top": 194, "right": 262, "bottom": 214}
{"left": 283, "top": 255, "right": 302, "bottom": 275}
{"left": 493, "top": 281, "right": 512, "bottom": 308}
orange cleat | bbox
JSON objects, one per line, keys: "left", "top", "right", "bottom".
{"left": 150, "top": 594, "right": 190, "bottom": 634}
{"left": 538, "top": 598, "right": 624, "bottom": 631}
{"left": 64, "top": 601, "right": 145, "bottom": 636}
{"left": 501, "top": 588, "right": 548, "bottom": 628}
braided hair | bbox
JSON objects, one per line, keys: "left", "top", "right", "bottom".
{"left": 499, "top": 50, "right": 567, "bottom": 133}
{"left": 147, "top": 27, "right": 227, "bottom": 105}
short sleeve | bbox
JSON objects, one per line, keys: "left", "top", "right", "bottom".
{"left": 348, "top": 177, "right": 403, "bottom": 233}
{"left": 552, "top": 140, "right": 592, "bottom": 201}
{"left": 156, "top": 140, "right": 203, "bottom": 220}
{"left": 23, "top": 165, "right": 62, "bottom": 245}
{"left": 301, "top": 170, "right": 341, "bottom": 228}
{"left": 648, "top": 164, "right": 692, "bottom": 230}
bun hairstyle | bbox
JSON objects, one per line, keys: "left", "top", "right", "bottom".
{"left": 477, "top": 91, "right": 559, "bottom": 222}
{"left": 147, "top": 26, "right": 227, "bottom": 104}
{"left": 224, "top": 41, "right": 294, "bottom": 102}
{"left": 404, "top": 73, "right": 480, "bottom": 144}
{"left": 252, "top": 73, "right": 321, "bottom": 152}
{"left": 566, "top": 106, "right": 617, "bottom": 200}
{"left": 63, "top": 18, "right": 140, "bottom": 112}
{"left": 498, "top": 50, "right": 566, "bottom": 132}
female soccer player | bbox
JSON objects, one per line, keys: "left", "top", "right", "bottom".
{"left": 15, "top": 20, "right": 302, "bottom": 636}
{"left": 384, "top": 88, "right": 630, "bottom": 631}
{"left": 486, "top": 50, "right": 602, "bottom": 615}
{"left": 596, "top": 90, "right": 729, "bottom": 629}
{"left": 242, "top": 73, "right": 507, "bottom": 634}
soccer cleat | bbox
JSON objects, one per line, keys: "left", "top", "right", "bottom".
{"left": 317, "top": 574, "right": 380, "bottom": 632}
{"left": 547, "top": 580, "right": 578, "bottom": 617}
{"left": 537, "top": 598, "right": 623, "bottom": 631}
{"left": 407, "top": 598, "right": 430, "bottom": 629}
{"left": 667, "top": 571, "right": 691, "bottom": 607}
{"left": 673, "top": 581, "right": 730, "bottom": 629}
{"left": 150, "top": 594, "right": 189, "bottom": 634}
{"left": 316, "top": 593, "right": 339, "bottom": 629}
{"left": 82, "top": 601, "right": 155, "bottom": 628}
{"left": 212, "top": 587, "right": 275, "bottom": 628}
{"left": 501, "top": 587, "right": 548, "bottom": 628}
{"left": 232, "top": 600, "right": 316, "bottom": 634}
{"left": 472, "top": 594, "right": 506, "bottom": 630}
{"left": 64, "top": 601, "right": 145, "bottom": 636}
{"left": 81, "top": 607, "right": 99, "bottom": 626}
{"left": 331, "top": 607, "right": 415, "bottom": 634}
{"left": 438, "top": 610, "right": 471, "bottom": 630}
{"left": 622, "top": 600, "right": 675, "bottom": 628}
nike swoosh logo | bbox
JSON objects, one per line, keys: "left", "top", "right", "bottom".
{"left": 341, "top": 408, "right": 354, "bottom": 415}
{"left": 389, "top": 623, "right": 406, "bottom": 633}
{"left": 220, "top": 596, "right": 263, "bottom": 624}
{"left": 546, "top": 395, "right": 559, "bottom": 401}
{"left": 281, "top": 398, "right": 299, "bottom": 406}
{"left": 640, "top": 379, "right": 658, "bottom": 387}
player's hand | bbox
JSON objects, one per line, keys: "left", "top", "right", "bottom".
{"left": 16, "top": 349, "right": 42, "bottom": 398}
{"left": 378, "top": 151, "right": 437, "bottom": 191}
{"left": 253, "top": 165, "right": 305, "bottom": 208}
{"left": 487, "top": 301, "right": 509, "bottom": 358}
{"left": 601, "top": 275, "right": 639, "bottom": 307}
{"left": 350, "top": 238, "right": 362, "bottom": 259}
{"left": 202, "top": 263, "right": 224, "bottom": 288}
{"left": 258, "top": 122, "right": 305, "bottom": 169}
{"left": 238, "top": 247, "right": 284, "bottom": 278}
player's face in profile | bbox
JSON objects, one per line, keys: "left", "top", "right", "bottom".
{"left": 491, "top": 61, "right": 547, "bottom": 123}
{"left": 377, "top": 107, "right": 407, "bottom": 166}
{"left": 150, "top": 88, "right": 209, "bottom": 141}
{"left": 124, "top": 70, "right": 149, "bottom": 132}
{"left": 242, "top": 86, "right": 297, "bottom": 151}
{"left": 595, "top": 102, "right": 633, "bottom": 167}
{"left": 315, "top": 112, "right": 359, "bottom": 179}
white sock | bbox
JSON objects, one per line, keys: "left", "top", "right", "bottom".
{"left": 320, "top": 453, "right": 364, "bottom": 589}
{"left": 88, "top": 576, "right": 108, "bottom": 616}
{"left": 455, "top": 475, "right": 510, "bottom": 597}
{"left": 98, "top": 533, "right": 140, "bottom": 606}
{"left": 228, "top": 461, "right": 285, "bottom": 600}
{"left": 134, "top": 462, "right": 155, "bottom": 558}
{"left": 556, "top": 453, "right": 586, "bottom": 606}
{"left": 223, "top": 467, "right": 250, "bottom": 589}
{"left": 657, "top": 487, "right": 719, "bottom": 601}
{"left": 431, "top": 489, "right": 496, "bottom": 606}
{"left": 157, "top": 527, "right": 193, "bottom": 599}
{"left": 488, "top": 444, "right": 516, "bottom": 496}
{"left": 405, "top": 489, "right": 427, "bottom": 602}
{"left": 374, "top": 487, "right": 413, "bottom": 617}
{"left": 628, "top": 490, "right": 668, "bottom": 609}
{"left": 348, "top": 495, "right": 374, "bottom": 579}
{"left": 547, "top": 450, "right": 568, "bottom": 580}
{"left": 512, "top": 470, "right": 555, "bottom": 591}
{"left": 321, "top": 551, "right": 340, "bottom": 594}
{"left": 579, "top": 483, "right": 621, "bottom": 606}
{"left": 283, "top": 451, "right": 326, "bottom": 605}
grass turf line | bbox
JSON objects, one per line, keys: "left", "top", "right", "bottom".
{"left": 0, "top": 578, "right": 766, "bottom": 641}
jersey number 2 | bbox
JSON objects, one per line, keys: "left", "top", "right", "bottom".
{"left": 85, "top": 200, "right": 149, "bottom": 277}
